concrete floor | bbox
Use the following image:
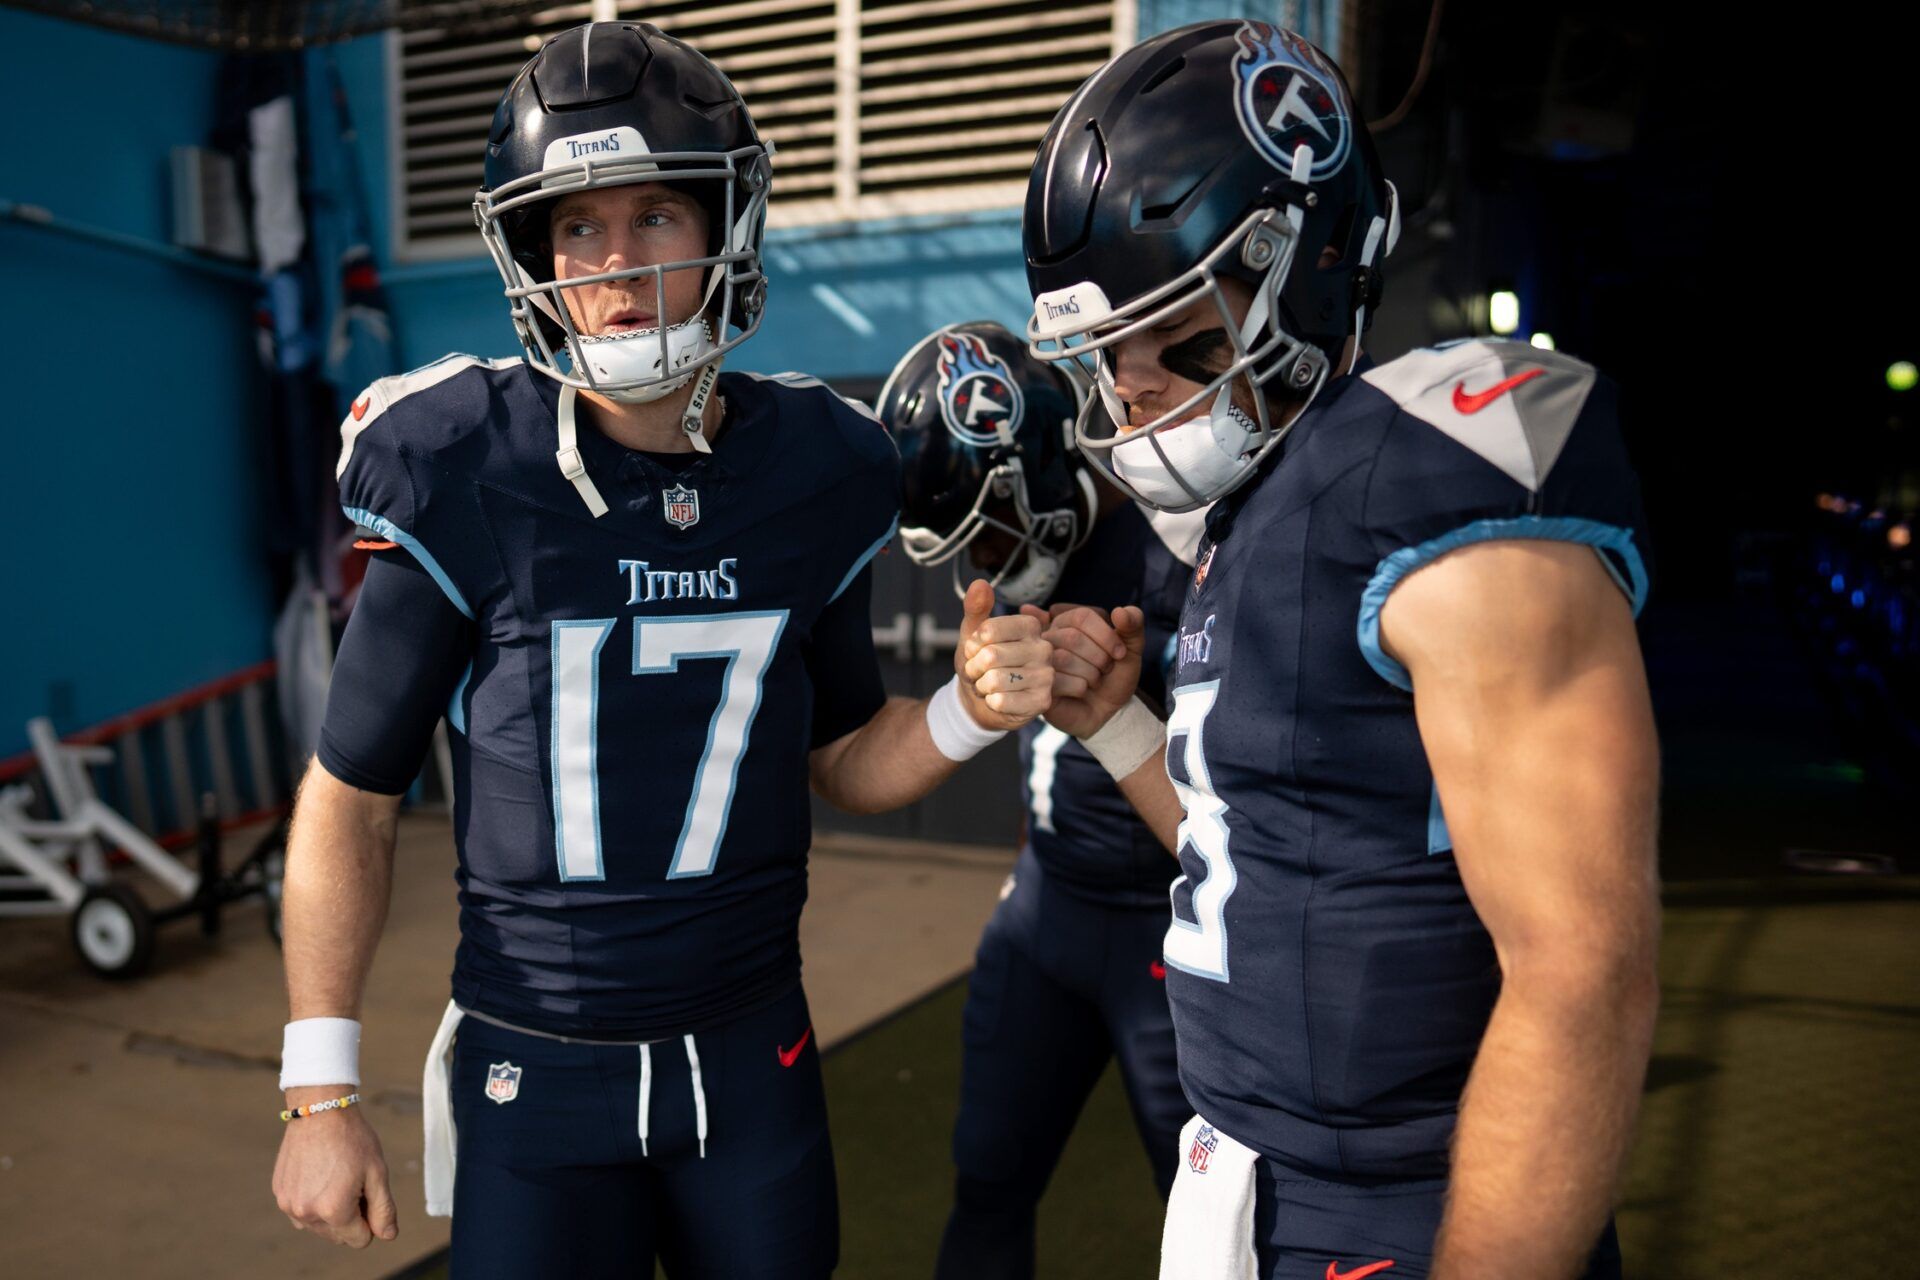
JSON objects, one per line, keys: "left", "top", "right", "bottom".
{"left": 0, "top": 816, "right": 1012, "bottom": 1280}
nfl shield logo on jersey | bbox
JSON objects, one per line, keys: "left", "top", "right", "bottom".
{"left": 663, "top": 484, "right": 700, "bottom": 530}
{"left": 485, "top": 1060, "right": 522, "bottom": 1104}
{"left": 1189, "top": 1123, "right": 1219, "bottom": 1173}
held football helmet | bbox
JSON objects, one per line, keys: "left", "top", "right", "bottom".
{"left": 875, "top": 321, "right": 1099, "bottom": 606}
{"left": 1023, "top": 21, "right": 1400, "bottom": 512}
{"left": 475, "top": 22, "right": 770, "bottom": 407}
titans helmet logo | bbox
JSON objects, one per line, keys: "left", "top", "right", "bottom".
{"left": 936, "top": 332, "right": 1025, "bottom": 449}
{"left": 1232, "top": 22, "right": 1350, "bottom": 181}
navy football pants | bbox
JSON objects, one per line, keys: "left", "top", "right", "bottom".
{"left": 447, "top": 985, "right": 835, "bottom": 1279}
{"left": 1252, "top": 1164, "right": 1623, "bottom": 1279}
{"left": 936, "top": 849, "right": 1188, "bottom": 1280}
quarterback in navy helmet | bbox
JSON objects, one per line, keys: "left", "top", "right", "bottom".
{"left": 269, "top": 23, "right": 1054, "bottom": 1279}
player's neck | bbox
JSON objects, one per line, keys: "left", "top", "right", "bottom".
{"left": 578, "top": 378, "right": 724, "bottom": 455}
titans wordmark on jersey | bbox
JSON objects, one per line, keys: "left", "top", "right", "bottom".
{"left": 1160, "top": 339, "right": 1648, "bottom": 1180}
{"left": 336, "top": 356, "right": 899, "bottom": 1039}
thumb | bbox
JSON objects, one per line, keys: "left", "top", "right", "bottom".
{"left": 1018, "top": 603, "right": 1052, "bottom": 627}
{"left": 1113, "top": 606, "right": 1147, "bottom": 659}
{"left": 364, "top": 1162, "right": 399, "bottom": 1241}
{"left": 961, "top": 578, "right": 996, "bottom": 634}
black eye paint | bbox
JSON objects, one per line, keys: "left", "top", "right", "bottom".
{"left": 1159, "top": 328, "right": 1231, "bottom": 385}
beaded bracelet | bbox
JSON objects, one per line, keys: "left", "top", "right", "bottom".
{"left": 280, "top": 1092, "right": 361, "bottom": 1122}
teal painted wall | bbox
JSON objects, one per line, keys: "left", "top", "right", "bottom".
{"left": 0, "top": 10, "right": 273, "bottom": 753}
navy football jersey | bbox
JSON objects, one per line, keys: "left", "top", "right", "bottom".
{"left": 335, "top": 356, "right": 899, "bottom": 1039}
{"left": 1160, "top": 340, "right": 1648, "bottom": 1179}
{"left": 1016, "top": 501, "right": 1196, "bottom": 906}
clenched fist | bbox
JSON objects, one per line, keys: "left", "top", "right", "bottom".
{"left": 954, "top": 578, "right": 1053, "bottom": 730}
{"left": 272, "top": 1085, "right": 398, "bottom": 1249}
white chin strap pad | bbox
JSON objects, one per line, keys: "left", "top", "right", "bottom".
{"left": 1110, "top": 386, "right": 1256, "bottom": 509}
{"left": 1382, "top": 180, "right": 1402, "bottom": 258}
{"left": 576, "top": 319, "right": 715, "bottom": 404}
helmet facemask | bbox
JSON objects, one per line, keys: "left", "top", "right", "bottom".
{"left": 1028, "top": 188, "right": 1333, "bottom": 513}
{"left": 899, "top": 461, "right": 1099, "bottom": 607}
{"left": 476, "top": 144, "right": 771, "bottom": 404}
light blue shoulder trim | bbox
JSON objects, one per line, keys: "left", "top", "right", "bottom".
{"left": 343, "top": 505, "right": 476, "bottom": 620}
{"left": 829, "top": 515, "right": 898, "bottom": 604}
{"left": 1428, "top": 783, "right": 1452, "bottom": 855}
{"left": 1357, "top": 515, "right": 1648, "bottom": 692}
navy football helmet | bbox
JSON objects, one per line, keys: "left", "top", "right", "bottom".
{"left": 876, "top": 321, "right": 1098, "bottom": 605}
{"left": 1023, "top": 21, "right": 1400, "bottom": 511}
{"left": 475, "top": 22, "right": 770, "bottom": 406}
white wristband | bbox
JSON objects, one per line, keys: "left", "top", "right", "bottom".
{"left": 925, "top": 673, "right": 1008, "bottom": 762}
{"left": 1082, "top": 696, "right": 1166, "bottom": 780}
{"left": 280, "top": 1017, "right": 362, "bottom": 1090}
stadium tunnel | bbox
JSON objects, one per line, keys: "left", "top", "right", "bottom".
{"left": 0, "top": 1, "right": 1915, "bottom": 1276}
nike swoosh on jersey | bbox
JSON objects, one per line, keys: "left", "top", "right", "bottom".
{"left": 1451, "top": 367, "right": 1545, "bottom": 414}
{"left": 351, "top": 396, "right": 372, "bottom": 421}
{"left": 777, "top": 1026, "right": 813, "bottom": 1068}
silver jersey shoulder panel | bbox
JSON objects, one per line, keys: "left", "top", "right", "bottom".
{"left": 1359, "top": 340, "right": 1597, "bottom": 492}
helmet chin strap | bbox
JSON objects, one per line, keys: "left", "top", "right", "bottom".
{"left": 552, "top": 357, "right": 724, "bottom": 516}
{"left": 1350, "top": 182, "right": 1399, "bottom": 360}
{"left": 678, "top": 361, "right": 720, "bottom": 454}
{"left": 555, "top": 383, "right": 611, "bottom": 518}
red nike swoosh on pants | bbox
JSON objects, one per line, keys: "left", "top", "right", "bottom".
{"left": 777, "top": 1026, "right": 813, "bottom": 1068}
{"left": 1326, "top": 1261, "right": 1395, "bottom": 1280}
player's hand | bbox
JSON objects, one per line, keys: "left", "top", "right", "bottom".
{"left": 1042, "top": 604, "right": 1145, "bottom": 739}
{"left": 272, "top": 1085, "right": 398, "bottom": 1248}
{"left": 955, "top": 578, "right": 1053, "bottom": 730}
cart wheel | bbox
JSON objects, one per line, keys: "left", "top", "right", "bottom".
{"left": 262, "top": 845, "right": 285, "bottom": 947}
{"left": 71, "top": 884, "right": 156, "bottom": 979}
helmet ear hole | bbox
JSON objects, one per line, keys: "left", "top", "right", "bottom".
{"left": 1320, "top": 206, "right": 1358, "bottom": 269}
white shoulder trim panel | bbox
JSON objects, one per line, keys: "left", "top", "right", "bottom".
{"left": 1361, "top": 340, "right": 1597, "bottom": 492}
{"left": 337, "top": 354, "right": 523, "bottom": 479}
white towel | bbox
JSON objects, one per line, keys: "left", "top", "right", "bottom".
{"left": 1159, "top": 1113, "right": 1260, "bottom": 1280}
{"left": 421, "top": 1000, "right": 465, "bottom": 1217}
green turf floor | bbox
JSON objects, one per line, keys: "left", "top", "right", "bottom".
{"left": 399, "top": 873, "right": 1920, "bottom": 1279}
{"left": 825, "top": 978, "right": 1164, "bottom": 1278}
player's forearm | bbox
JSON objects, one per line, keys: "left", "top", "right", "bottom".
{"left": 1432, "top": 949, "right": 1659, "bottom": 1278}
{"left": 281, "top": 760, "right": 402, "bottom": 1023}
{"left": 1115, "top": 756, "right": 1183, "bottom": 853}
{"left": 812, "top": 696, "right": 963, "bottom": 814}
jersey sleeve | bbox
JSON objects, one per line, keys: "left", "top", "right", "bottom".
{"left": 802, "top": 564, "right": 888, "bottom": 749}
{"left": 317, "top": 551, "right": 476, "bottom": 794}
{"left": 1355, "top": 341, "right": 1651, "bottom": 691}
{"left": 334, "top": 379, "right": 492, "bottom": 621}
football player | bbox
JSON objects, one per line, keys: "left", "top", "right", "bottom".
{"left": 876, "top": 322, "right": 1198, "bottom": 1279}
{"left": 1024, "top": 22, "right": 1658, "bottom": 1280}
{"left": 268, "top": 24, "right": 1051, "bottom": 1279}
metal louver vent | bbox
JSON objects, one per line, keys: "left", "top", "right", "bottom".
{"left": 392, "top": 0, "right": 1123, "bottom": 257}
